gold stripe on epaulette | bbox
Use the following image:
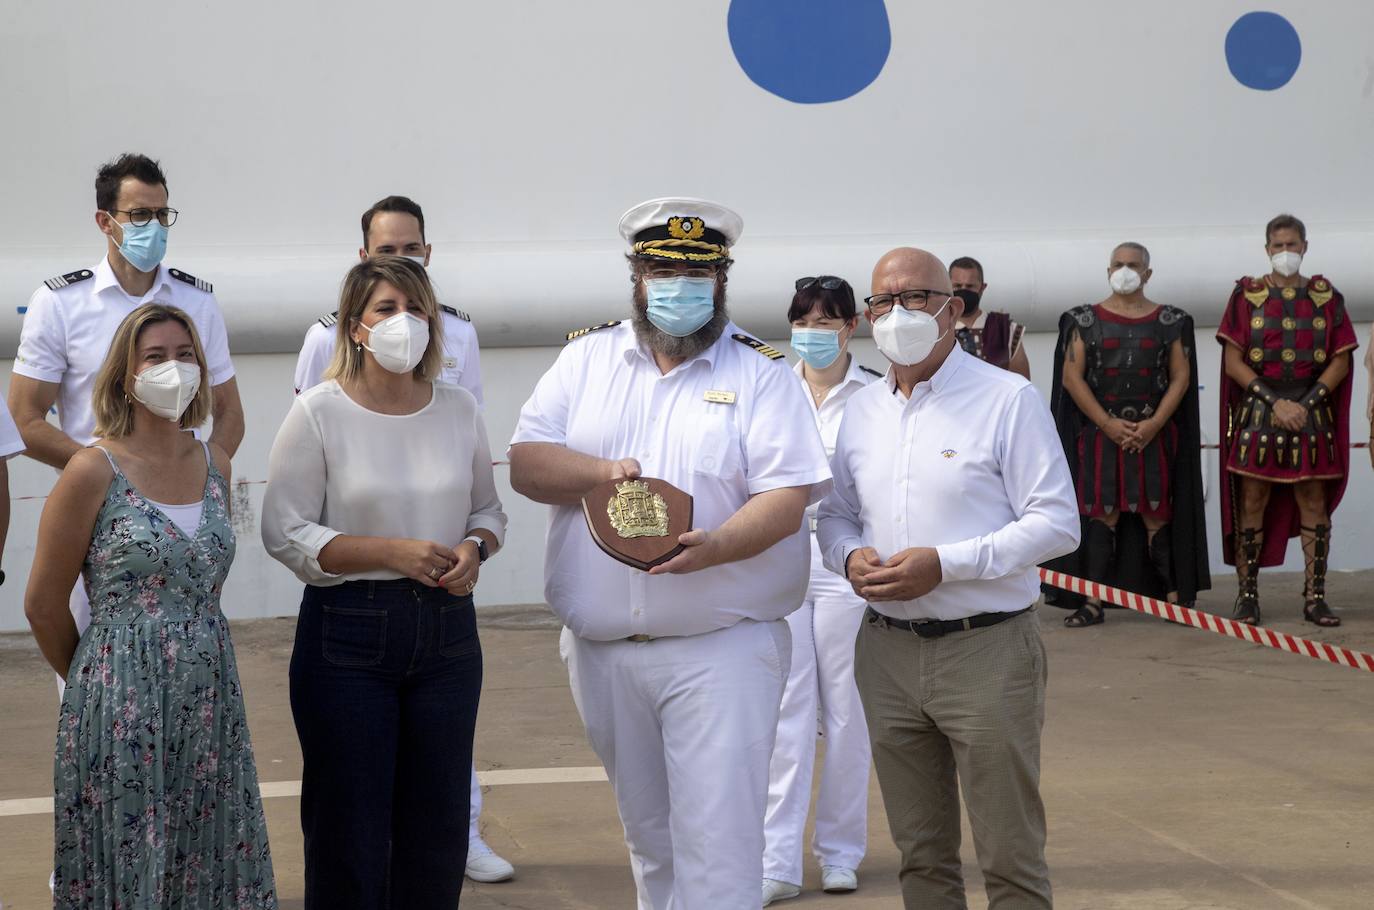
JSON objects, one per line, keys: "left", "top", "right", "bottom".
{"left": 566, "top": 320, "right": 621, "bottom": 342}
{"left": 732, "top": 333, "right": 785, "bottom": 360}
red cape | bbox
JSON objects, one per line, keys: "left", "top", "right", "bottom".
{"left": 1217, "top": 277, "right": 1359, "bottom": 567}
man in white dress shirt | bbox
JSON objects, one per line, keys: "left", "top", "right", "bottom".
{"left": 293, "top": 195, "right": 483, "bottom": 404}
{"left": 9, "top": 153, "right": 243, "bottom": 638}
{"left": 509, "top": 197, "right": 831, "bottom": 909}
{"left": 817, "top": 247, "right": 1079, "bottom": 910}
{"left": 291, "top": 193, "right": 511, "bottom": 884}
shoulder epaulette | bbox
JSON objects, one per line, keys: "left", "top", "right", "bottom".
{"left": 1158, "top": 305, "right": 1187, "bottom": 325}
{"left": 318, "top": 311, "right": 339, "bottom": 329}
{"left": 440, "top": 304, "right": 471, "bottom": 322}
{"left": 1069, "top": 304, "right": 1096, "bottom": 328}
{"left": 732, "top": 333, "right": 785, "bottom": 360}
{"left": 1308, "top": 275, "right": 1333, "bottom": 293}
{"left": 566, "top": 320, "right": 621, "bottom": 342}
{"left": 43, "top": 269, "right": 94, "bottom": 291}
{"left": 168, "top": 268, "right": 213, "bottom": 293}
{"left": 859, "top": 365, "right": 883, "bottom": 378}
{"left": 1236, "top": 276, "right": 1268, "bottom": 307}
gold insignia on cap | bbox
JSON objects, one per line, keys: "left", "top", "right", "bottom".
{"left": 1248, "top": 348, "right": 1264, "bottom": 363}
{"left": 667, "top": 217, "right": 706, "bottom": 241}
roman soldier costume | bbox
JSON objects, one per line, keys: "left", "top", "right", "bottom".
{"left": 1046, "top": 303, "right": 1209, "bottom": 611}
{"left": 955, "top": 310, "right": 1024, "bottom": 371}
{"left": 1217, "top": 274, "right": 1358, "bottom": 623}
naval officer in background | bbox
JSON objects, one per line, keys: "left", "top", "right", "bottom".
{"left": 509, "top": 197, "right": 831, "bottom": 909}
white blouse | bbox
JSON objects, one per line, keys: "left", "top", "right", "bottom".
{"left": 262, "top": 380, "right": 507, "bottom": 586}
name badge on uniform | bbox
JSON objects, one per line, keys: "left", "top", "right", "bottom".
{"left": 704, "top": 390, "right": 736, "bottom": 404}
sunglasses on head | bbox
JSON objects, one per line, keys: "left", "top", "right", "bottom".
{"left": 795, "top": 276, "right": 848, "bottom": 291}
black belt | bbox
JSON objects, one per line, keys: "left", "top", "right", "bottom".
{"left": 865, "top": 606, "right": 1032, "bottom": 639}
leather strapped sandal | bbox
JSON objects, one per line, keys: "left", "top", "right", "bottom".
{"left": 1300, "top": 524, "right": 1340, "bottom": 627}
{"left": 1232, "top": 528, "right": 1262, "bottom": 626}
{"left": 1064, "top": 603, "right": 1105, "bottom": 628}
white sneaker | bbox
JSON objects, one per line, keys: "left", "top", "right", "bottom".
{"left": 821, "top": 865, "right": 858, "bottom": 893}
{"left": 465, "top": 848, "right": 515, "bottom": 883}
{"left": 762, "top": 878, "right": 801, "bottom": 906}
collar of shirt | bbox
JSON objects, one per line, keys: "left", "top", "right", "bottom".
{"left": 619, "top": 321, "right": 725, "bottom": 374}
{"left": 883, "top": 344, "right": 967, "bottom": 403}
{"left": 92, "top": 255, "right": 173, "bottom": 302}
{"left": 791, "top": 351, "right": 871, "bottom": 396}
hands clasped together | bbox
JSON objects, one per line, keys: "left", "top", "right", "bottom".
{"left": 1101, "top": 416, "right": 1168, "bottom": 454}
{"left": 844, "top": 547, "right": 943, "bottom": 603}
{"left": 389, "top": 538, "right": 483, "bottom": 594}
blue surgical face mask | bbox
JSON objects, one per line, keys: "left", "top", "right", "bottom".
{"left": 644, "top": 276, "right": 716, "bottom": 337}
{"left": 790, "top": 327, "right": 844, "bottom": 369}
{"left": 109, "top": 215, "right": 168, "bottom": 273}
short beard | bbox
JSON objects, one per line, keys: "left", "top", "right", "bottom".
{"left": 630, "top": 282, "right": 730, "bottom": 361}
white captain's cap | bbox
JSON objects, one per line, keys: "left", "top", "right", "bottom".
{"left": 618, "top": 197, "right": 743, "bottom": 265}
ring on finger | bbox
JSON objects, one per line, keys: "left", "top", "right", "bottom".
{"left": 429, "top": 567, "right": 442, "bottom": 580}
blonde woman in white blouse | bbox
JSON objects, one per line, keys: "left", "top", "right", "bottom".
{"left": 262, "top": 256, "right": 506, "bottom": 910}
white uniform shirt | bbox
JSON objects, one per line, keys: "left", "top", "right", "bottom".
{"left": 817, "top": 346, "right": 1079, "bottom": 621}
{"left": 14, "top": 257, "right": 235, "bottom": 445}
{"left": 510, "top": 321, "right": 832, "bottom": 641}
{"left": 0, "top": 407, "right": 25, "bottom": 461}
{"left": 294, "top": 308, "right": 483, "bottom": 404}
{"left": 794, "top": 355, "right": 880, "bottom": 529}
{"left": 262, "top": 381, "right": 507, "bottom": 586}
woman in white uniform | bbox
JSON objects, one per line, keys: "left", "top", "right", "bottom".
{"left": 763, "top": 276, "right": 878, "bottom": 905}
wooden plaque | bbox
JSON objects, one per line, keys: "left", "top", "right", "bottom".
{"left": 582, "top": 477, "right": 694, "bottom": 571}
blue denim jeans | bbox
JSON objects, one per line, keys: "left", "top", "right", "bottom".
{"left": 290, "top": 579, "right": 482, "bottom": 909}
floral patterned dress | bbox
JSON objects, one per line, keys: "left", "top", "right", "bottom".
{"left": 53, "top": 444, "right": 276, "bottom": 909}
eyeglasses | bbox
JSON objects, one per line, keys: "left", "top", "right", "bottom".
{"left": 108, "top": 208, "right": 179, "bottom": 227}
{"left": 863, "top": 289, "right": 952, "bottom": 316}
{"left": 644, "top": 267, "right": 716, "bottom": 280}
{"left": 795, "top": 276, "right": 848, "bottom": 292}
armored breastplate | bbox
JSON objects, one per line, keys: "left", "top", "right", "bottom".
{"left": 1242, "top": 287, "right": 1332, "bottom": 381}
{"left": 1083, "top": 308, "right": 1173, "bottom": 417}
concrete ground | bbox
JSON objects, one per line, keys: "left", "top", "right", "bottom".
{"left": 3, "top": 571, "right": 1373, "bottom": 909}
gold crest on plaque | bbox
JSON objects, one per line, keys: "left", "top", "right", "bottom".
{"left": 607, "top": 480, "right": 670, "bottom": 539}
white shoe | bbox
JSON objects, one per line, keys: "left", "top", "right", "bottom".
{"left": 762, "top": 878, "right": 801, "bottom": 906}
{"left": 821, "top": 865, "right": 858, "bottom": 893}
{"left": 465, "top": 848, "right": 515, "bottom": 883}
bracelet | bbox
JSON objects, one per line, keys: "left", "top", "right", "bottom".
{"left": 1246, "top": 379, "right": 1278, "bottom": 407}
{"left": 1299, "top": 382, "right": 1330, "bottom": 412}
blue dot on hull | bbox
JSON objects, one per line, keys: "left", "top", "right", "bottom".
{"left": 728, "top": 0, "right": 891, "bottom": 104}
{"left": 1225, "top": 12, "right": 1302, "bottom": 91}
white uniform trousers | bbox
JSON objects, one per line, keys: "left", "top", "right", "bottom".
{"left": 763, "top": 536, "right": 870, "bottom": 884}
{"left": 566, "top": 619, "right": 790, "bottom": 910}
{"left": 55, "top": 581, "right": 92, "bottom": 697}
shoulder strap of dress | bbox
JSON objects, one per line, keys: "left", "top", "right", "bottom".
{"left": 89, "top": 444, "right": 120, "bottom": 473}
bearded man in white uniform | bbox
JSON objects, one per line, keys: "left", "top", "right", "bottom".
{"left": 510, "top": 197, "right": 831, "bottom": 909}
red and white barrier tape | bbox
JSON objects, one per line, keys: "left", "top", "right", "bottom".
{"left": 1039, "top": 568, "right": 1374, "bottom": 673}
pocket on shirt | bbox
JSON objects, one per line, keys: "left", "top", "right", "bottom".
{"left": 692, "top": 414, "right": 738, "bottom": 477}
{"left": 438, "top": 599, "right": 480, "bottom": 658}
{"left": 321, "top": 605, "right": 388, "bottom": 667}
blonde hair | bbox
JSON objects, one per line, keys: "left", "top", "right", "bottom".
{"left": 92, "top": 303, "right": 214, "bottom": 438}
{"left": 324, "top": 255, "right": 443, "bottom": 383}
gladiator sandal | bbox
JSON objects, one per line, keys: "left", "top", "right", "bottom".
{"left": 1301, "top": 524, "right": 1340, "bottom": 627}
{"left": 1066, "top": 521, "right": 1113, "bottom": 628}
{"left": 1147, "top": 524, "right": 1184, "bottom": 605}
{"left": 1232, "top": 528, "right": 1262, "bottom": 626}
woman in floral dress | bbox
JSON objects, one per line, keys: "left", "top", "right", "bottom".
{"left": 25, "top": 303, "right": 276, "bottom": 909}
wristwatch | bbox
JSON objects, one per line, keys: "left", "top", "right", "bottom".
{"left": 463, "top": 536, "right": 489, "bottom": 564}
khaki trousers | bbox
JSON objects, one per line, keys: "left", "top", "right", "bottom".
{"left": 854, "top": 608, "right": 1051, "bottom": 910}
